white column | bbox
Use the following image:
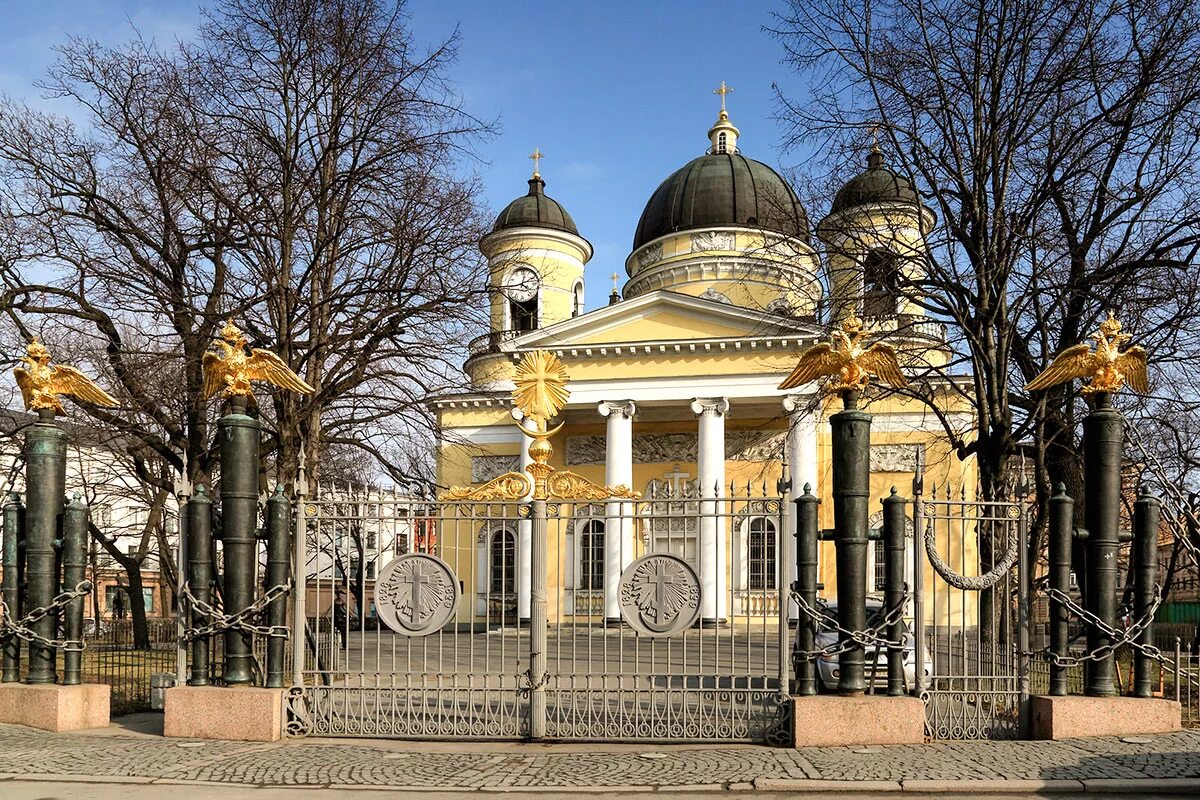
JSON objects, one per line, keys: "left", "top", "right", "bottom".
{"left": 692, "top": 397, "right": 729, "bottom": 622}
{"left": 783, "top": 394, "right": 820, "bottom": 620}
{"left": 598, "top": 400, "right": 636, "bottom": 621}
{"left": 517, "top": 421, "right": 534, "bottom": 622}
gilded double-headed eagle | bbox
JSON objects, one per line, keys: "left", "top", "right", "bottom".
{"left": 1025, "top": 313, "right": 1148, "bottom": 396}
{"left": 202, "top": 320, "right": 314, "bottom": 401}
{"left": 778, "top": 314, "right": 908, "bottom": 392}
{"left": 13, "top": 338, "right": 118, "bottom": 415}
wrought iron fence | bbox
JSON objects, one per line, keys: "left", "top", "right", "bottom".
{"left": 11, "top": 618, "right": 176, "bottom": 715}
{"left": 286, "top": 479, "right": 791, "bottom": 743}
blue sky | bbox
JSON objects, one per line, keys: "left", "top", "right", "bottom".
{"left": 0, "top": 1, "right": 817, "bottom": 310}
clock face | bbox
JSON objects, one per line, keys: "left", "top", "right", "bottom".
{"left": 504, "top": 267, "right": 540, "bottom": 302}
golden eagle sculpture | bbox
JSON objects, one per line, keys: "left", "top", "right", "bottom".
{"left": 1025, "top": 313, "right": 1148, "bottom": 396}
{"left": 13, "top": 338, "right": 119, "bottom": 415}
{"left": 202, "top": 320, "right": 315, "bottom": 401}
{"left": 778, "top": 314, "right": 908, "bottom": 393}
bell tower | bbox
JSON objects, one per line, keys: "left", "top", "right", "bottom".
{"left": 818, "top": 143, "right": 935, "bottom": 325}
{"left": 469, "top": 152, "right": 592, "bottom": 387}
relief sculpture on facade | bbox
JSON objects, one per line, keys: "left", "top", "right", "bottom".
{"left": 869, "top": 444, "right": 924, "bottom": 473}
{"left": 690, "top": 231, "right": 736, "bottom": 252}
{"left": 566, "top": 430, "right": 788, "bottom": 466}
{"left": 471, "top": 455, "right": 521, "bottom": 483}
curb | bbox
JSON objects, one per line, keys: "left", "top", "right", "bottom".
{"left": 3, "top": 773, "right": 1200, "bottom": 794}
{"left": 753, "top": 776, "right": 1200, "bottom": 794}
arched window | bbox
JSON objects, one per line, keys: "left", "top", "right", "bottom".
{"left": 863, "top": 250, "right": 899, "bottom": 317}
{"left": 747, "top": 517, "right": 777, "bottom": 590}
{"left": 490, "top": 530, "right": 516, "bottom": 594}
{"left": 572, "top": 282, "right": 585, "bottom": 317}
{"left": 717, "top": 132, "right": 728, "bottom": 153}
{"left": 579, "top": 519, "right": 605, "bottom": 591}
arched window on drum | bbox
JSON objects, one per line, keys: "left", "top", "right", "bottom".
{"left": 747, "top": 517, "right": 777, "bottom": 591}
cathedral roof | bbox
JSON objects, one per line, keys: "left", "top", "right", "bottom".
{"left": 632, "top": 153, "right": 811, "bottom": 250}
{"left": 633, "top": 151, "right": 811, "bottom": 248}
{"left": 830, "top": 146, "right": 919, "bottom": 214}
{"left": 492, "top": 176, "right": 579, "bottom": 236}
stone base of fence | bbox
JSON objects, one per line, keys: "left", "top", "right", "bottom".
{"left": 792, "top": 695, "right": 925, "bottom": 746}
{"left": 0, "top": 683, "right": 111, "bottom": 732}
{"left": 163, "top": 686, "right": 286, "bottom": 742}
{"left": 1031, "top": 695, "right": 1182, "bottom": 740}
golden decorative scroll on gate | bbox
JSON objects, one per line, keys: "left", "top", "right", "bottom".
{"left": 442, "top": 350, "right": 641, "bottom": 502}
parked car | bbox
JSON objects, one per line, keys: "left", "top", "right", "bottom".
{"left": 813, "top": 598, "right": 931, "bottom": 692}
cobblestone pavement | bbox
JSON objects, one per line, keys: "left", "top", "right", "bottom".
{"left": 0, "top": 724, "right": 1198, "bottom": 791}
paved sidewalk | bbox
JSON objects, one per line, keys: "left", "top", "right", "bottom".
{"left": 0, "top": 719, "right": 1198, "bottom": 794}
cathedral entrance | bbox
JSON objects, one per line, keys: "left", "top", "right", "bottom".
{"left": 286, "top": 480, "right": 792, "bottom": 744}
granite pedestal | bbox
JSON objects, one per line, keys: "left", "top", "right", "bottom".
{"left": 792, "top": 694, "right": 925, "bottom": 746}
{"left": 163, "top": 685, "right": 287, "bottom": 742}
{"left": 1031, "top": 695, "right": 1182, "bottom": 740}
{"left": 0, "top": 683, "right": 111, "bottom": 731}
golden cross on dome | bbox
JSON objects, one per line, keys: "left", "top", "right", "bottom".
{"left": 529, "top": 147, "right": 544, "bottom": 178}
{"left": 611, "top": 272, "right": 620, "bottom": 292}
{"left": 713, "top": 81, "right": 733, "bottom": 113}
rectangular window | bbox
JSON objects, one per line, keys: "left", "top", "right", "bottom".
{"left": 748, "top": 519, "right": 777, "bottom": 591}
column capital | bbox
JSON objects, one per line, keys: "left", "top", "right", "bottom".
{"left": 690, "top": 397, "right": 730, "bottom": 417}
{"left": 597, "top": 399, "right": 637, "bottom": 419}
{"left": 783, "top": 393, "right": 817, "bottom": 415}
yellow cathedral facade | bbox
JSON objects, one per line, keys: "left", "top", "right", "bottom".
{"left": 432, "top": 93, "right": 977, "bottom": 627}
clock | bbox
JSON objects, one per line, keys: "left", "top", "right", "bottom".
{"left": 503, "top": 267, "right": 540, "bottom": 302}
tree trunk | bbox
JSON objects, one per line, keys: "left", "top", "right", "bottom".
{"left": 124, "top": 566, "right": 150, "bottom": 650}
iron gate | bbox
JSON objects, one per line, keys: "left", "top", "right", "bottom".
{"left": 914, "top": 487, "right": 1030, "bottom": 740}
{"left": 286, "top": 480, "right": 791, "bottom": 743}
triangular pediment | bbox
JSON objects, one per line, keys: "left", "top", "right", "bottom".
{"left": 512, "top": 290, "right": 820, "bottom": 349}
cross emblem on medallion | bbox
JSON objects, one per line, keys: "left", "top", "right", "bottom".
{"left": 400, "top": 560, "right": 433, "bottom": 622}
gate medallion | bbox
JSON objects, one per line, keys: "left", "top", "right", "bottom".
{"left": 375, "top": 553, "right": 459, "bottom": 635}
{"left": 618, "top": 553, "right": 701, "bottom": 635}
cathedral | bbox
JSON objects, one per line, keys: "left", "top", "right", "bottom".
{"left": 432, "top": 90, "right": 976, "bottom": 626}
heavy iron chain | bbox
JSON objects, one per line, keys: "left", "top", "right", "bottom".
{"left": 0, "top": 580, "right": 93, "bottom": 653}
{"left": 179, "top": 581, "right": 291, "bottom": 641}
{"left": 1030, "top": 577, "right": 1166, "bottom": 667}
{"left": 516, "top": 668, "right": 551, "bottom": 696}
{"left": 791, "top": 588, "right": 910, "bottom": 659}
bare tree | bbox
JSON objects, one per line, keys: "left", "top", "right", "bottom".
{"left": 0, "top": 0, "right": 490, "bottom": 494}
{"left": 772, "top": 0, "right": 1200, "bottom": 501}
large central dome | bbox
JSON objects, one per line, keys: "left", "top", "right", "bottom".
{"left": 632, "top": 152, "right": 811, "bottom": 250}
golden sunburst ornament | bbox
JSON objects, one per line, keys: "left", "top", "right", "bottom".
{"left": 441, "top": 349, "right": 639, "bottom": 502}
{"left": 513, "top": 350, "right": 570, "bottom": 426}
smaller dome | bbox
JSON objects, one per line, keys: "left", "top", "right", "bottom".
{"left": 831, "top": 147, "right": 919, "bottom": 213}
{"left": 493, "top": 176, "right": 579, "bottom": 235}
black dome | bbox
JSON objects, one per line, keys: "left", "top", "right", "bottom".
{"left": 830, "top": 148, "right": 919, "bottom": 213}
{"left": 493, "top": 177, "right": 578, "bottom": 235}
{"left": 632, "top": 153, "right": 810, "bottom": 250}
